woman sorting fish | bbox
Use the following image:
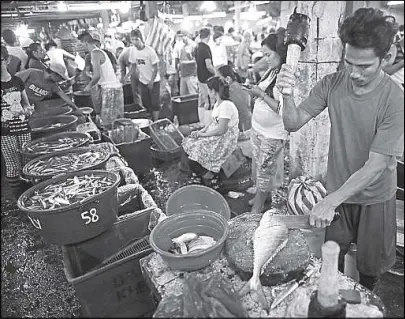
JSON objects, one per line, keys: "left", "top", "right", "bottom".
{"left": 243, "top": 29, "right": 289, "bottom": 214}
{"left": 181, "top": 76, "right": 239, "bottom": 182}
{"left": 1, "top": 46, "right": 34, "bottom": 198}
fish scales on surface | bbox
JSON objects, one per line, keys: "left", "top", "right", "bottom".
{"left": 239, "top": 209, "right": 289, "bottom": 310}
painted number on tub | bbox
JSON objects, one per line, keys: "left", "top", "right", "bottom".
{"left": 81, "top": 208, "right": 99, "bottom": 225}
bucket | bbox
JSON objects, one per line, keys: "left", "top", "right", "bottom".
{"left": 344, "top": 243, "right": 359, "bottom": 282}
{"left": 17, "top": 170, "right": 120, "bottom": 245}
{"left": 166, "top": 185, "right": 231, "bottom": 220}
{"left": 74, "top": 91, "right": 93, "bottom": 109}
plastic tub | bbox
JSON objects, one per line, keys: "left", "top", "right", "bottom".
{"left": 30, "top": 114, "right": 78, "bottom": 139}
{"left": 22, "top": 147, "right": 113, "bottom": 183}
{"left": 74, "top": 91, "right": 93, "bottom": 109}
{"left": 124, "top": 103, "right": 148, "bottom": 119}
{"left": 149, "top": 210, "right": 229, "bottom": 271}
{"left": 150, "top": 144, "right": 181, "bottom": 162}
{"left": 171, "top": 94, "right": 199, "bottom": 125}
{"left": 17, "top": 170, "right": 120, "bottom": 245}
{"left": 166, "top": 184, "right": 231, "bottom": 220}
{"left": 149, "top": 119, "right": 184, "bottom": 152}
{"left": 22, "top": 132, "right": 91, "bottom": 159}
{"left": 31, "top": 105, "right": 72, "bottom": 119}
{"left": 62, "top": 209, "right": 156, "bottom": 317}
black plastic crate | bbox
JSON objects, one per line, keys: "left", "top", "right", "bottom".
{"left": 62, "top": 209, "right": 156, "bottom": 318}
{"left": 102, "top": 132, "right": 152, "bottom": 175}
{"left": 124, "top": 103, "right": 148, "bottom": 119}
{"left": 171, "top": 94, "right": 199, "bottom": 125}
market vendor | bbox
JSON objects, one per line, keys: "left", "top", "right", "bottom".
{"left": 276, "top": 8, "right": 404, "bottom": 291}
{"left": 181, "top": 76, "right": 239, "bottom": 182}
{"left": 1, "top": 46, "right": 34, "bottom": 198}
{"left": 79, "top": 31, "right": 124, "bottom": 130}
{"left": 14, "top": 67, "right": 84, "bottom": 122}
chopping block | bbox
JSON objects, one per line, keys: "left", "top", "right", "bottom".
{"left": 225, "top": 213, "right": 312, "bottom": 286}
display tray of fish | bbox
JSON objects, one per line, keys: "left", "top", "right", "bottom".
{"left": 20, "top": 174, "right": 115, "bottom": 211}
{"left": 24, "top": 136, "right": 89, "bottom": 154}
{"left": 168, "top": 232, "right": 216, "bottom": 255}
{"left": 32, "top": 122, "right": 64, "bottom": 132}
{"left": 23, "top": 149, "right": 110, "bottom": 177}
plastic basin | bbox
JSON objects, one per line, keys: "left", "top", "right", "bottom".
{"left": 17, "top": 170, "right": 120, "bottom": 245}
{"left": 166, "top": 185, "right": 231, "bottom": 220}
{"left": 22, "top": 132, "right": 91, "bottom": 159}
{"left": 149, "top": 210, "right": 229, "bottom": 271}
{"left": 31, "top": 105, "right": 72, "bottom": 119}
{"left": 22, "top": 147, "right": 113, "bottom": 183}
{"left": 30, "top": 114, "right": 78, "bottom": 138}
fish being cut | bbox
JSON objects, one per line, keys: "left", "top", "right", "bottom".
{"left": 239, "top": 209, "right": 289, "bottom": 310}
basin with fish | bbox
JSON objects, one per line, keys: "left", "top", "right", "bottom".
{"left": 30, "top": 114, "right": 78, "bottom": 139}
{"left": 17, "top": 170, "right": 120, "bottom": 245}
{"left": 22, "top": 132, "right": 91, "bottom": 160}
{"left": 149, "top": 210, "right": 229, "bottom": 271}
{"left": 22, "top": 147, "right": 114, "bottom": 184}
{"left": 165, "top": 185, "right": 231, "bottom": 220}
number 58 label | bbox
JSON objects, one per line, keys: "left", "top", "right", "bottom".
{"left": 81, "top": 208, "right": 99, "bottom": 225}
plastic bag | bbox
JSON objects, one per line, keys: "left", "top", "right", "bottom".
{"left": 154, "top": 273, "right": 247, "bottom": 318}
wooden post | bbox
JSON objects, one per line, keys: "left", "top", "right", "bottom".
{"left": 281, "top": 1, "right": 346, "bottom": 184}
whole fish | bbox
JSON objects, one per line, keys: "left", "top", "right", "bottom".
{"left": 239, "top": 209, "right": 289, "bottom": 310}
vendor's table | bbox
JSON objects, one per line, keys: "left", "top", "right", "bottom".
{"left": 140, "top": 252, "right": 386, "bottom": 318}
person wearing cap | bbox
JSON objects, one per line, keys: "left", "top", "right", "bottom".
{"left": 14, "top": 67, "right": 84, "bottom": 122}
{"left": 79, "top": 31, "right": 124, "bottom": 130}
{"left": 123, "top": 29, "right": 161, "bottom": 122}
{"left": 176, "top": 32, "right": 198, "bottom": 96}
{"left": 2, "top": 29, "right": 28, "bottom": 71}
{"left": 1, "top": 45, "right": 33, "bottom": 199}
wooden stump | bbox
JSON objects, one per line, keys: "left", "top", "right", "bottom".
{"left": 225, "top": 213, "right": 312, "bottom": 286}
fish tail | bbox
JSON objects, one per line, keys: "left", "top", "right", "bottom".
{"left": 239, "top": 274, "right": 270, "bottom": 311}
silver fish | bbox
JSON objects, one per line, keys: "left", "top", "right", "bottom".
{"left": 239, "top": 209, "right": 289, "bottom": 310}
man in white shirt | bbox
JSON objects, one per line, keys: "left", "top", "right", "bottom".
{"left": 123, "top": 29, "right": 161, "bottom": 121}
{"left": 211, "top": 32, "right": 228, "bottom": 68}
{"left": 2, "top": 29, "right": 28, "bottom": 70}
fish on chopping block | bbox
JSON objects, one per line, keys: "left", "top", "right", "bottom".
{"left": 239, "top": 209, "right": 289, "bottom": 311}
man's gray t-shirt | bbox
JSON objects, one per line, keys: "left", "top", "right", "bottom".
{"left": 299, "top": 70, "right": 404, "bottom": 205}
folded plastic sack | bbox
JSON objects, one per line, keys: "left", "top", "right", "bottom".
{"left": 153, "top": 273, "right": 247, "bottom": 318}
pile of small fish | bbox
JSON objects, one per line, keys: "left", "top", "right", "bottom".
{"left": 168, "top": 232, "right": 216, "bottom": 255}
{"left": 24, "top": 136, "right": 88, "bottom": 154}
{"left": 33, "top": 122, "right": 64, "bottom": 131}
{"left": 24, "top": 150, "right": 108, "bottom": 177}
{"left": 20, "top": 174, "right": 115, "bottom": 210}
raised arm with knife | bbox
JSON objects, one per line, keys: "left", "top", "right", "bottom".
{"left": 276, "top": 7, "right": 404, "bottom": 291}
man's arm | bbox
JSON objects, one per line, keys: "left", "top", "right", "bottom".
{"left": 84, "top": 51, "right": 102, "bottom": 90}
{"left": 205, "top": 58, "right": 216, "bottom": 76}
{"left": 282, "top": 95, "right": 315, "bottom": 131}
{"left": 309, "top": 152, "right": 392, "bottom": 228}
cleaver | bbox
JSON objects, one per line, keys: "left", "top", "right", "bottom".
{"left": 269, "top": 212, "right": 340, "bottom": 229}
